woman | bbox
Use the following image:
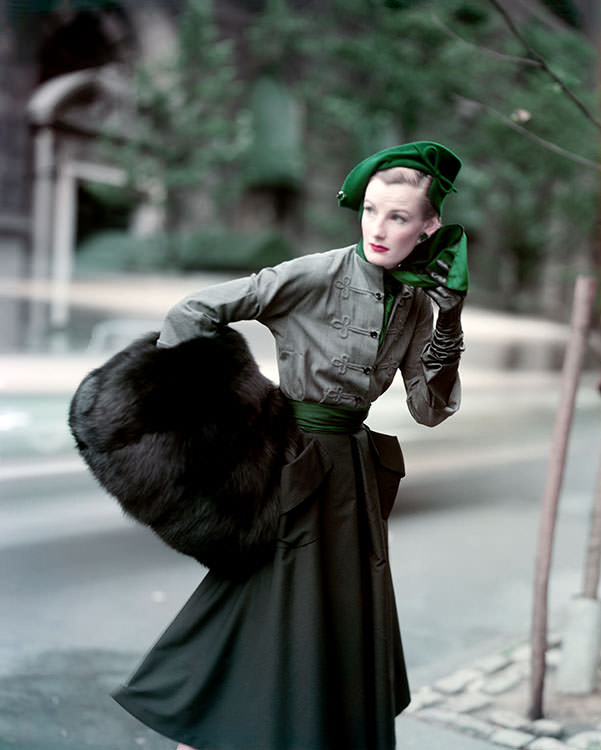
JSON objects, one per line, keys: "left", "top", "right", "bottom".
{"left": 72, "top": 141, "right": 468, "bottom": 750}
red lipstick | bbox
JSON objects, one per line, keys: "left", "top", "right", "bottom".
{"left": 369, "top": 243, "right": 389, "bottom": 253}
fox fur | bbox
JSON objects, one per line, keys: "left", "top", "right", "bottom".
{"left": 68, "top": 327, "right": 302, "bottom": 578}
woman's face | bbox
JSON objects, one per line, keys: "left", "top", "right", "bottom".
{"left": 360, "top": 177, "right": 439, "bottom": 270}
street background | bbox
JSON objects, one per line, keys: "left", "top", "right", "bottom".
{"left": 1, "top": 271, "right": 599, "bottom": 749}
{"left": 0, "top": 1, "right": 599, "bottom": 747}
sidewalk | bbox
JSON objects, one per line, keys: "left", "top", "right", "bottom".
{"left": 401, "top": 636, "right": 601, "bottom": 750}
{"left": 400, "top": 716, "right": 500, "bottom": 749}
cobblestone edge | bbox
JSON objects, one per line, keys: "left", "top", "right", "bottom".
{"left": 406, "top": 637, "right": 601, "bottom": 750}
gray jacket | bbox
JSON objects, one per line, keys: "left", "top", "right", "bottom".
{"left": 158, "top": 244, "right": 461, "bottom": 427}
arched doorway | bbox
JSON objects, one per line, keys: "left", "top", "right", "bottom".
{"left": 27, "top": 65, "right": 135, "bottom": 342}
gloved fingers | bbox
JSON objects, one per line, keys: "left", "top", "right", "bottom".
{"left": 434, "top": 258, "right": 451, "bottom": 275}
{"left": 425, "top": 259, "right": 449, "bottom": 284}
{"left": 426, "top": 260, "right": 447, "bottom": 285}
{"left": 426, "top": 259, "right": 466, "bottom": 298}
{"left": 426, "top": 271, "right": 447, "bottom": 288}
{"left": 423, "top": 286, "right": 444, "bottom": 305}
{"left": 424, "top": 284, "right": 464, "bottom": 307}
{"left": 442, "top": 287, "right": 466, "bottom": 304}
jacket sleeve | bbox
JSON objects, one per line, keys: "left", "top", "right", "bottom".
{"left": 398, "top": 291, "right": 461, "bottom": 427}
{"left": 157, "top": 260, "right": 315, "bottom": 347}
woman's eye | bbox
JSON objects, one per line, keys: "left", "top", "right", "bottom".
{"left": 365, "top": 206, "right": 375, "bottom": 214}
{"left": 392, "top": 215, "right": 406, "bottom": 223}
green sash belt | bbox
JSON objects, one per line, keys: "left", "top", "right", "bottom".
{"left": 287, "top": 399, "right": 369, "bottom": 434}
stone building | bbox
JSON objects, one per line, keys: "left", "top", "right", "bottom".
{"left": 1, "top": 1, "right": 154, "bottom": 347}
{"left": 0, "top": 0, "right": 308, "bottom": 348}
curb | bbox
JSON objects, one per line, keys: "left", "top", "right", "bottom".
{"left": 407, "top": 638, "right": 601, "bottom": 749}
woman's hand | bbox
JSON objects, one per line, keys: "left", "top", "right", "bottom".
{"left": 420, "top": 258, "right": 465, "bottom": 377}
{"left": 423, "top": 259, "right": 465, "bottom": 333}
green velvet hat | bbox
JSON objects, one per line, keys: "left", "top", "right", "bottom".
{"left": 337, "top": 140, "right": 462, "bottom": 215}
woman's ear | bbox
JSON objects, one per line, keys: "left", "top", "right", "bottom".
{"left": 423, "top": 215, "right": 441, "bottom": 238}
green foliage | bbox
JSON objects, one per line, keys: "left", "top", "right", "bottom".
{"left": 75, "top": 231, "right": 167, "bottom": 272}
{"left": 242, "top": 76, "right": 304, "bottom": 189}
{"left": 75, "top": 229, "right": 292, "bottom": 273}
{"left": 105, "top": 0, "right": 246, "bottom": 231}
{"left": 244, "top": 0, "right": 310, "bottom": 73}
{"left": 173, "top": 229, "right": 293, "bottom": 271}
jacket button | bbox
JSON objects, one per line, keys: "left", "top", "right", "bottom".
{"left": 375, "top": 293, "right": 383, "bottom": 300}
{"left": 370, "top": 330, "right": 379, "bottom": 339}
{"left": 363, "top": 366, "right": 372, "bottom": 375}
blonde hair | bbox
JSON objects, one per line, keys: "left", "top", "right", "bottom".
{"left": 372, "top": 167, "right": 438, "bottom": 220}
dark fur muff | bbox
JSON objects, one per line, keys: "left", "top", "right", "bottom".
{"left": 68, "top": 327, "right": 301, "bottom": 578}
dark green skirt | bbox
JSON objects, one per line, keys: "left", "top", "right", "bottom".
{"left": 113, "top": 427, "right": 409, "bottom": 749}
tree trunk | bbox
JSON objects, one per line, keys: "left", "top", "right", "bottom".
{"left": 529, "top": 275, "right": 597, "bottom": 719}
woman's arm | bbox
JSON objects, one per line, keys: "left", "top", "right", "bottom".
{"left": 158, "top": 275, "right": 261, "bottom": 347}
{"left": 157, "top": 260, "right": 313, "bottom": 348}
{"left": 399, "top": 289, "right": 462, "bottom": 427}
